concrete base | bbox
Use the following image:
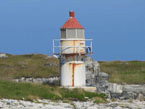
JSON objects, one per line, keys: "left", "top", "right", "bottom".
{"left": 60, "top": 86, "right": 96, "bottom": 92}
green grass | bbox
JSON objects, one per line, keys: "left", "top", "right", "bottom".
{"left": 94, "top": 97, "right": 107, "bottom": 104}
{"left": 99, "top": 61, "right": 145, "bottom": 84}
{"left": 0, "top": 80, "right": 105, "bottom": 102}
{"left": 0, "top": 54, "right": 145, "bottom": 84}
{"left": 0, "top": 54, "right": 59, "bottom": 80}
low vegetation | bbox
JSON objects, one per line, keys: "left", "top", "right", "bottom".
{"left": 94, "top": 97, "right": 107, "bottom": 104}
{"left": 0, "top": 54, "right": 59, "bottom": 80}
{"left": 0, "top": 80, "right": 106, "bottom": 103}
{"left": 0, "top": 54, "right": 145, "bottom": 84}
{"left": 99, "top": 61, "right": 145, "bottom": 84}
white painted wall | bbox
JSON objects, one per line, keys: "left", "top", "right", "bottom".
{"left": 60, "top": 61, "right": 86, "bottom": 87}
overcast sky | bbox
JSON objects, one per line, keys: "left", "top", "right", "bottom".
{"left": 0, "top": 0, "right": 145, "bottom": 61}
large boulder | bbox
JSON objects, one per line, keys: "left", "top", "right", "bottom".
{"left": 85, "top": 57, "right": 100, "bottom": 86}
{"left": 85, "top": 56, "right": 110, "bottom": 94}
{"left": 108, "top": 83, "right": 123, "bottom": 93}
{"left": 120, "top": 84, "right": 145, "bottom": 100}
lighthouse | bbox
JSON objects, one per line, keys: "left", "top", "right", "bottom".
{"left": 53, "top": 11, "right": 92, "bottom": 87}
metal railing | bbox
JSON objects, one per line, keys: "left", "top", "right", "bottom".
{"left": 53, "top": 39, "right": 93, "bottom": 55}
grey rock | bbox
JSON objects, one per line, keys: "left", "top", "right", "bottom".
{"left": 19, "top": 77, "right": 25, "bottom": 82}
{"left": 12, "top": 76, "right": 60, "bottom": 86}
{"left": 99, "top": 72, "right": 109, "bottom": 80}
{"left": 119, "top": 84, "right": 145, "bottom": 100}
{"left": 34, "top": 78, "right": 43, "bottom": 84}
{"left": 111, "top": 93, "right": 122, "bottom": 99}
{"left": 7, "top": 100, "right": 11, "bottom": 105}
{"left": 25, "top": 78, "right": 33, "bottom": 82}
{"left": 1, "top": 98, "right": 145, "bottom": 109}
{"left": 44, "top": 62, "right": 59, "bottom": 66}
{"left": 137, "top": 93, "right": 144, "bottom": 101}
{"left": 85, "top": 57, "right": 100, "bottom": 86}
{"left": 108, "top": 83, "right": 123, "bottom": 93}
{"left": 123, "top": 84, "right": 145, "bottom": 93}
{"left": 46, "top": 77, "right": 60, "bottom": 86}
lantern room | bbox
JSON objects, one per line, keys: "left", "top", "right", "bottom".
{"left": 60, "top": 11, "right": 85, "bottom": 39}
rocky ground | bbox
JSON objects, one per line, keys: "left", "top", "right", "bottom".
{"left": 0, "top": 99, "right": 145, "bottom": 109}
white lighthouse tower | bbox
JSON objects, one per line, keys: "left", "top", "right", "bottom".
{"left": 53, "top": 11, "right": 92, "bottom": 87}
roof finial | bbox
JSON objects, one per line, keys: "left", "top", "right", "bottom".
{"left": 69, "top": 11, "right": 75, "bottom": 17}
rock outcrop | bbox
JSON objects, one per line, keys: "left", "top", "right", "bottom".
{"left": 85, "top": 57, "right": 100, "bottom": 86}
{"left": 12, "top": 76, "right": 60, "bottom": 86}
{"left": 84, "top": 57, "right": 145, "bottom": 100}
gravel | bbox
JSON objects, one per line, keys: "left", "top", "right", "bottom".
{"left": 0, "top": 99, "right": 145, "bottom": 109}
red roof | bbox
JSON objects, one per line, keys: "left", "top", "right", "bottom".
{"left": 61, "top": 11, "right": 83, "bottom": 29}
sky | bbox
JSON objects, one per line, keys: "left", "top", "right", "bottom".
{"left": 0, "top": 0, "right": 145, "bottom": 61}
